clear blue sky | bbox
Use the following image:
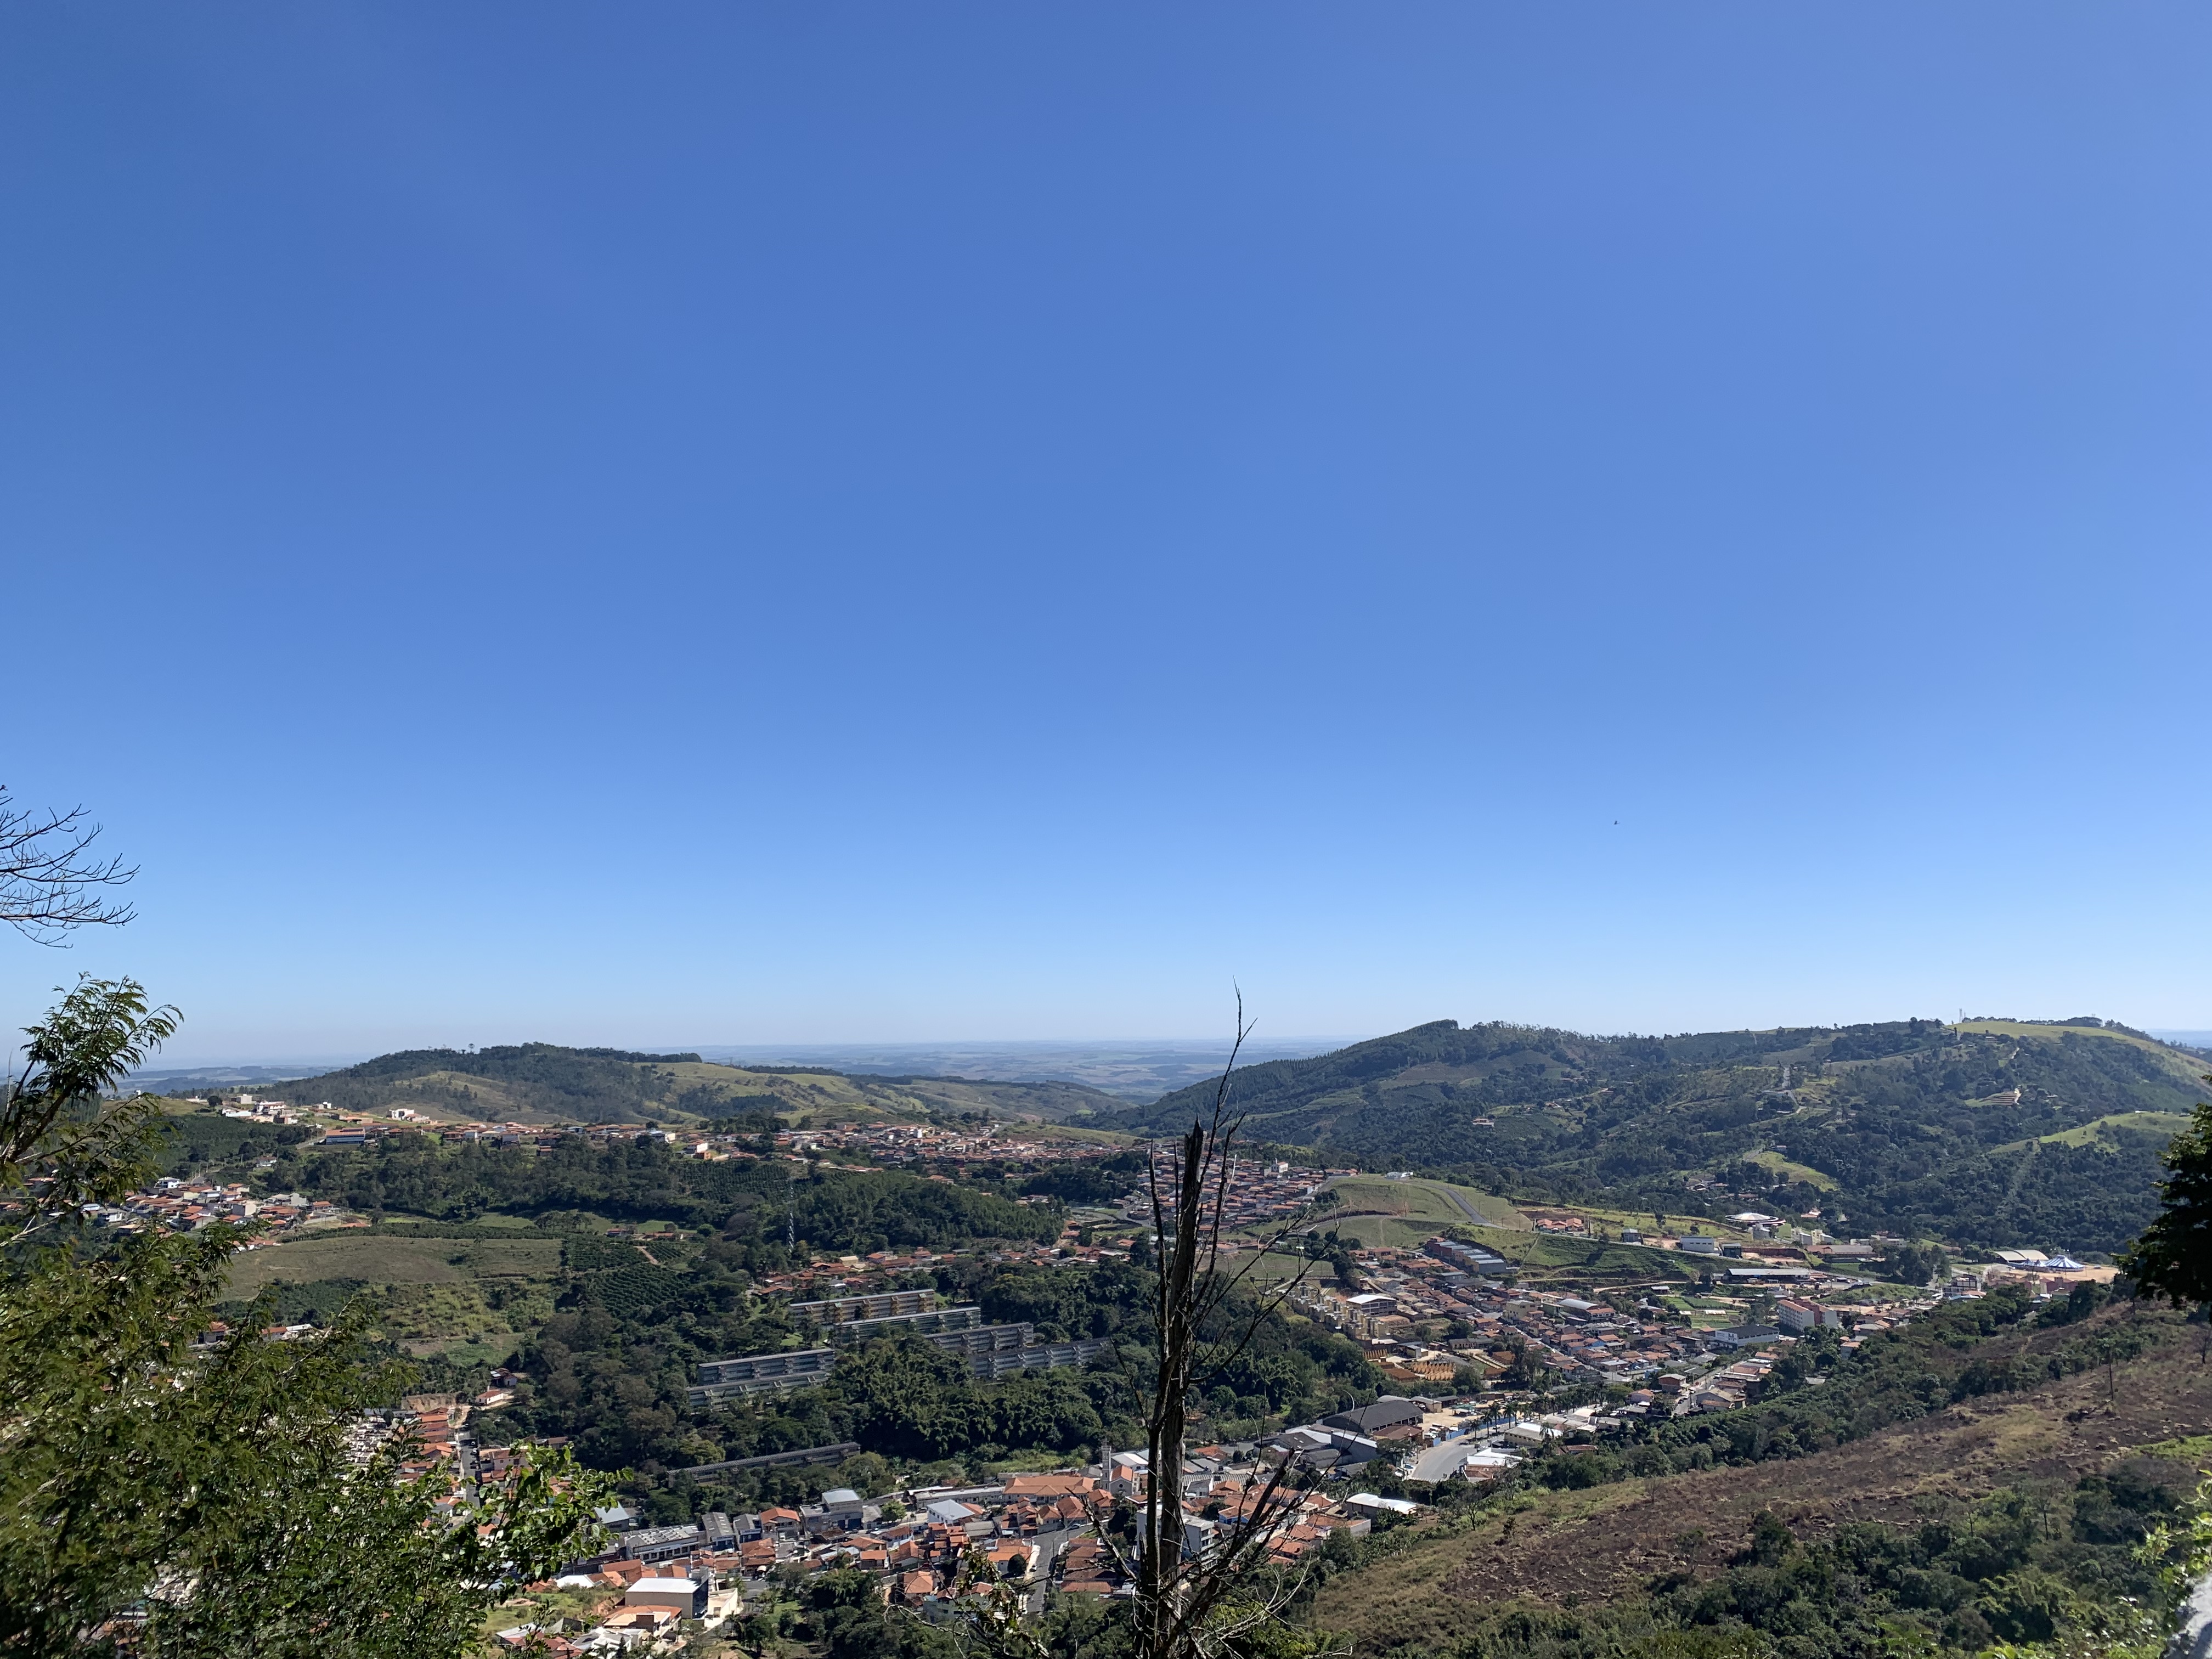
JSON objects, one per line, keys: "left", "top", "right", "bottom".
{"left": 5, "top": 4, "right": 2208, "bottom": 1063}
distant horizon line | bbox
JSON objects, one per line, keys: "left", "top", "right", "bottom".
{"left": 112, "top": 1020, "right": 2212, "bottom": 1076}
{"left": 120, "top": 1033, "right": 1377, "bottom": 1074}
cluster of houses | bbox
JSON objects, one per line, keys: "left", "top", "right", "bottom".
{"left": 81, "top": 1177, "right": 343, "bottom": 1238}
{"left": 1282, "top": 1235, "right": 1951, "bottom": 1409}
{"left": 1115, "top": 1155, "right": 1351, "bottom": 1234}
{"left": 521, "top": 1449, "right": 1392, "bottom": 1651}
{"left": 204, "top": 1092, "right": 323, "bottom": 1124}
{"left": 769, "top": 1120, "right": 1127, "bottom": 1176}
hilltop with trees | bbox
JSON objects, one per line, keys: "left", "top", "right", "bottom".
{"left": 259, "top": 1044, "right": 1126, "bottom": 1127}
{"left": 1111, "top": 1017, "right": 2212, "bottom": 1255}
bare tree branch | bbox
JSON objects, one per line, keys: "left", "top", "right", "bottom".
{"left": 1108, "top": 994, "right": 1336, "bottom": 1659}
{"left": 0, "top": 791, "right": 137, "bottom": 945}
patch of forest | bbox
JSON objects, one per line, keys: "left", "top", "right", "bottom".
{"left": 1116, "top": 1019, "right": 2209, "bottom": 1254}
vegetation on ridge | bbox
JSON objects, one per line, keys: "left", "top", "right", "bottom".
{"left": 1115, "top": 1018, "right": 2212, "bottom": 1254}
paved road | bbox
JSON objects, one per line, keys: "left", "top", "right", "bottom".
{"left": 2171, "top": 1571, "right": 2212, "bottom": 1659}
{"left": 1404, "top": 1434, "right": 1477, "bottom": 1483}
{"left": 1023, "top": 1524, "right": 1088, "bottom": 1616}
{"left": 1412, "top": 1181, "right": 1500, "bottom": 1228}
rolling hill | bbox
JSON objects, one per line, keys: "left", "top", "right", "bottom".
{"left": 1113, "top": 1016, "right": 2211, "bottom": 1255}
{"left": 252, "top": 1042, "right": 1127, "bottom": 1128}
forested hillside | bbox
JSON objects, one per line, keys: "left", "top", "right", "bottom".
{"left": 1117, "top": 1017, "right": 2209, "bottom": 1254}
{"left": 263, "top": 1043, "right": 1124, "bottom": 1126}
{"left": 267, "top": 1133, "right": 1062, "bottom": 1256}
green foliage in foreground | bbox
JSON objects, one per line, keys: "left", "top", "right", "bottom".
{"left": 2120, "top": 1096, "right": 2212, "bottom": 1308}
{"left": 0, "top": 978, "right": 610, "bottom": 1658}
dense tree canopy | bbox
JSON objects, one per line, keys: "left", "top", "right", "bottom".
{"left": 2120, "top": 1093, "right": 2212, "bottom": 1306}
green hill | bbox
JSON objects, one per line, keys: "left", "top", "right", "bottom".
{"left": 256, "top": 1042, "right": 1126, "bottom": 1128}
{"left": 1113, "top": 1017, "right": 2211, "bottom": 1256}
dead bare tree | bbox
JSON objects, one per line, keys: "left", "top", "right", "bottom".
{"left": 1099, "top": 997, "right": 1333, "bottom": 1659}
{"left": 0, "top": 791, "right": 136, "bottom": 944}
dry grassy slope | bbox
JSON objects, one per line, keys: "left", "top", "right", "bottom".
{"left": 1315, "top": 1310, "right": 2212, "bottom": 1654}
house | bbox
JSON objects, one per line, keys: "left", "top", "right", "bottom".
{"left": 610, "top": 1524, "right": 720, "bottom": 1565}
{"left": 625, "top": 1577, "right": 707, "bottom": 1617}
{"left": 1320, "top": 1397, "right": 1424, "bottom": 1437}
{"left": 600, "top": 1605, "right": 680, "bottom": 1640}
{"left": 759, "top": 1506, "right": 804, "bottom": 1539}
{"left": 1106, "top": 1450, "right": 1149, "bottom": 1495}
{"left": 1455, "top": 1450, "right": 1523, "bottom": 1482}
{"left": 1345, "top": 1493, "right": 1420, "bottom": 1517}
{"left": 1002, "top": 1472, "right": 1098, "bottom": 1500}
{"left": 1495, "top": 1420, "right": 1560, "bottom": 1447}
{"left": 1272, "top": 1425, "right": 1383, "bottom": 1468}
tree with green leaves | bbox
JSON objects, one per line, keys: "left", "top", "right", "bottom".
{"left": 1, "top": 977, "right": 612, "bottom": 1655}
{"left": 2121, "top": 1090, "right": 2212, "bottom": 1309}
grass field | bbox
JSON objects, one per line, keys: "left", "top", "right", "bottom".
{"left": 1317, "top": 1214, "right": 1469, "bottom": 1251}
{"left": 1442, "top": 1223, "right": 1686, "bottom": 1283}
{"left": 223, "top": 1232, "right": 566, "bottom": 1362}
{"left": 225, "top": 1233, "right": 561, "bottom": 1296}
{"left": 1743, "top": 1148, "right": 1837, "bottom": 1190}
{"left": 2033, "top": 1110, "right": 2190, "bottom": 1149}
{"left": 1219, "top": 1249, "right": 1315, "bottom": 1286}
{"left": 1327, "top": 1175, "right": 1528, "bottom": 1229}
{"left": 1987, "top": 1110, "right": 2193, "bottom": 1156}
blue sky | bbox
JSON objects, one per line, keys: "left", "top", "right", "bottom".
{"left": 4, "top": 4, "right": 2209, "bottom": 1062}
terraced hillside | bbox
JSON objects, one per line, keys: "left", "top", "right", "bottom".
{"left": 1116, "top": 1017, "right": 2212, "bottom": 1254}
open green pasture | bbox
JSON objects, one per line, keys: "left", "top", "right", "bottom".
{"left": 1325, "top": 1174, "right": 1528, "bottom": 1229}
{"left": 225, "top": 1232, "right": 561, "bottom": 1296}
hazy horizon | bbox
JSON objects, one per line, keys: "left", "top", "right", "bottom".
{"left": 112, "top": 1020, "right": 2212, "bottom": 1084}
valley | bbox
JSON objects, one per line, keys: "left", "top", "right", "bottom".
{"left": 111, "top": 1017, "right": 2212, "bottom": 1659}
